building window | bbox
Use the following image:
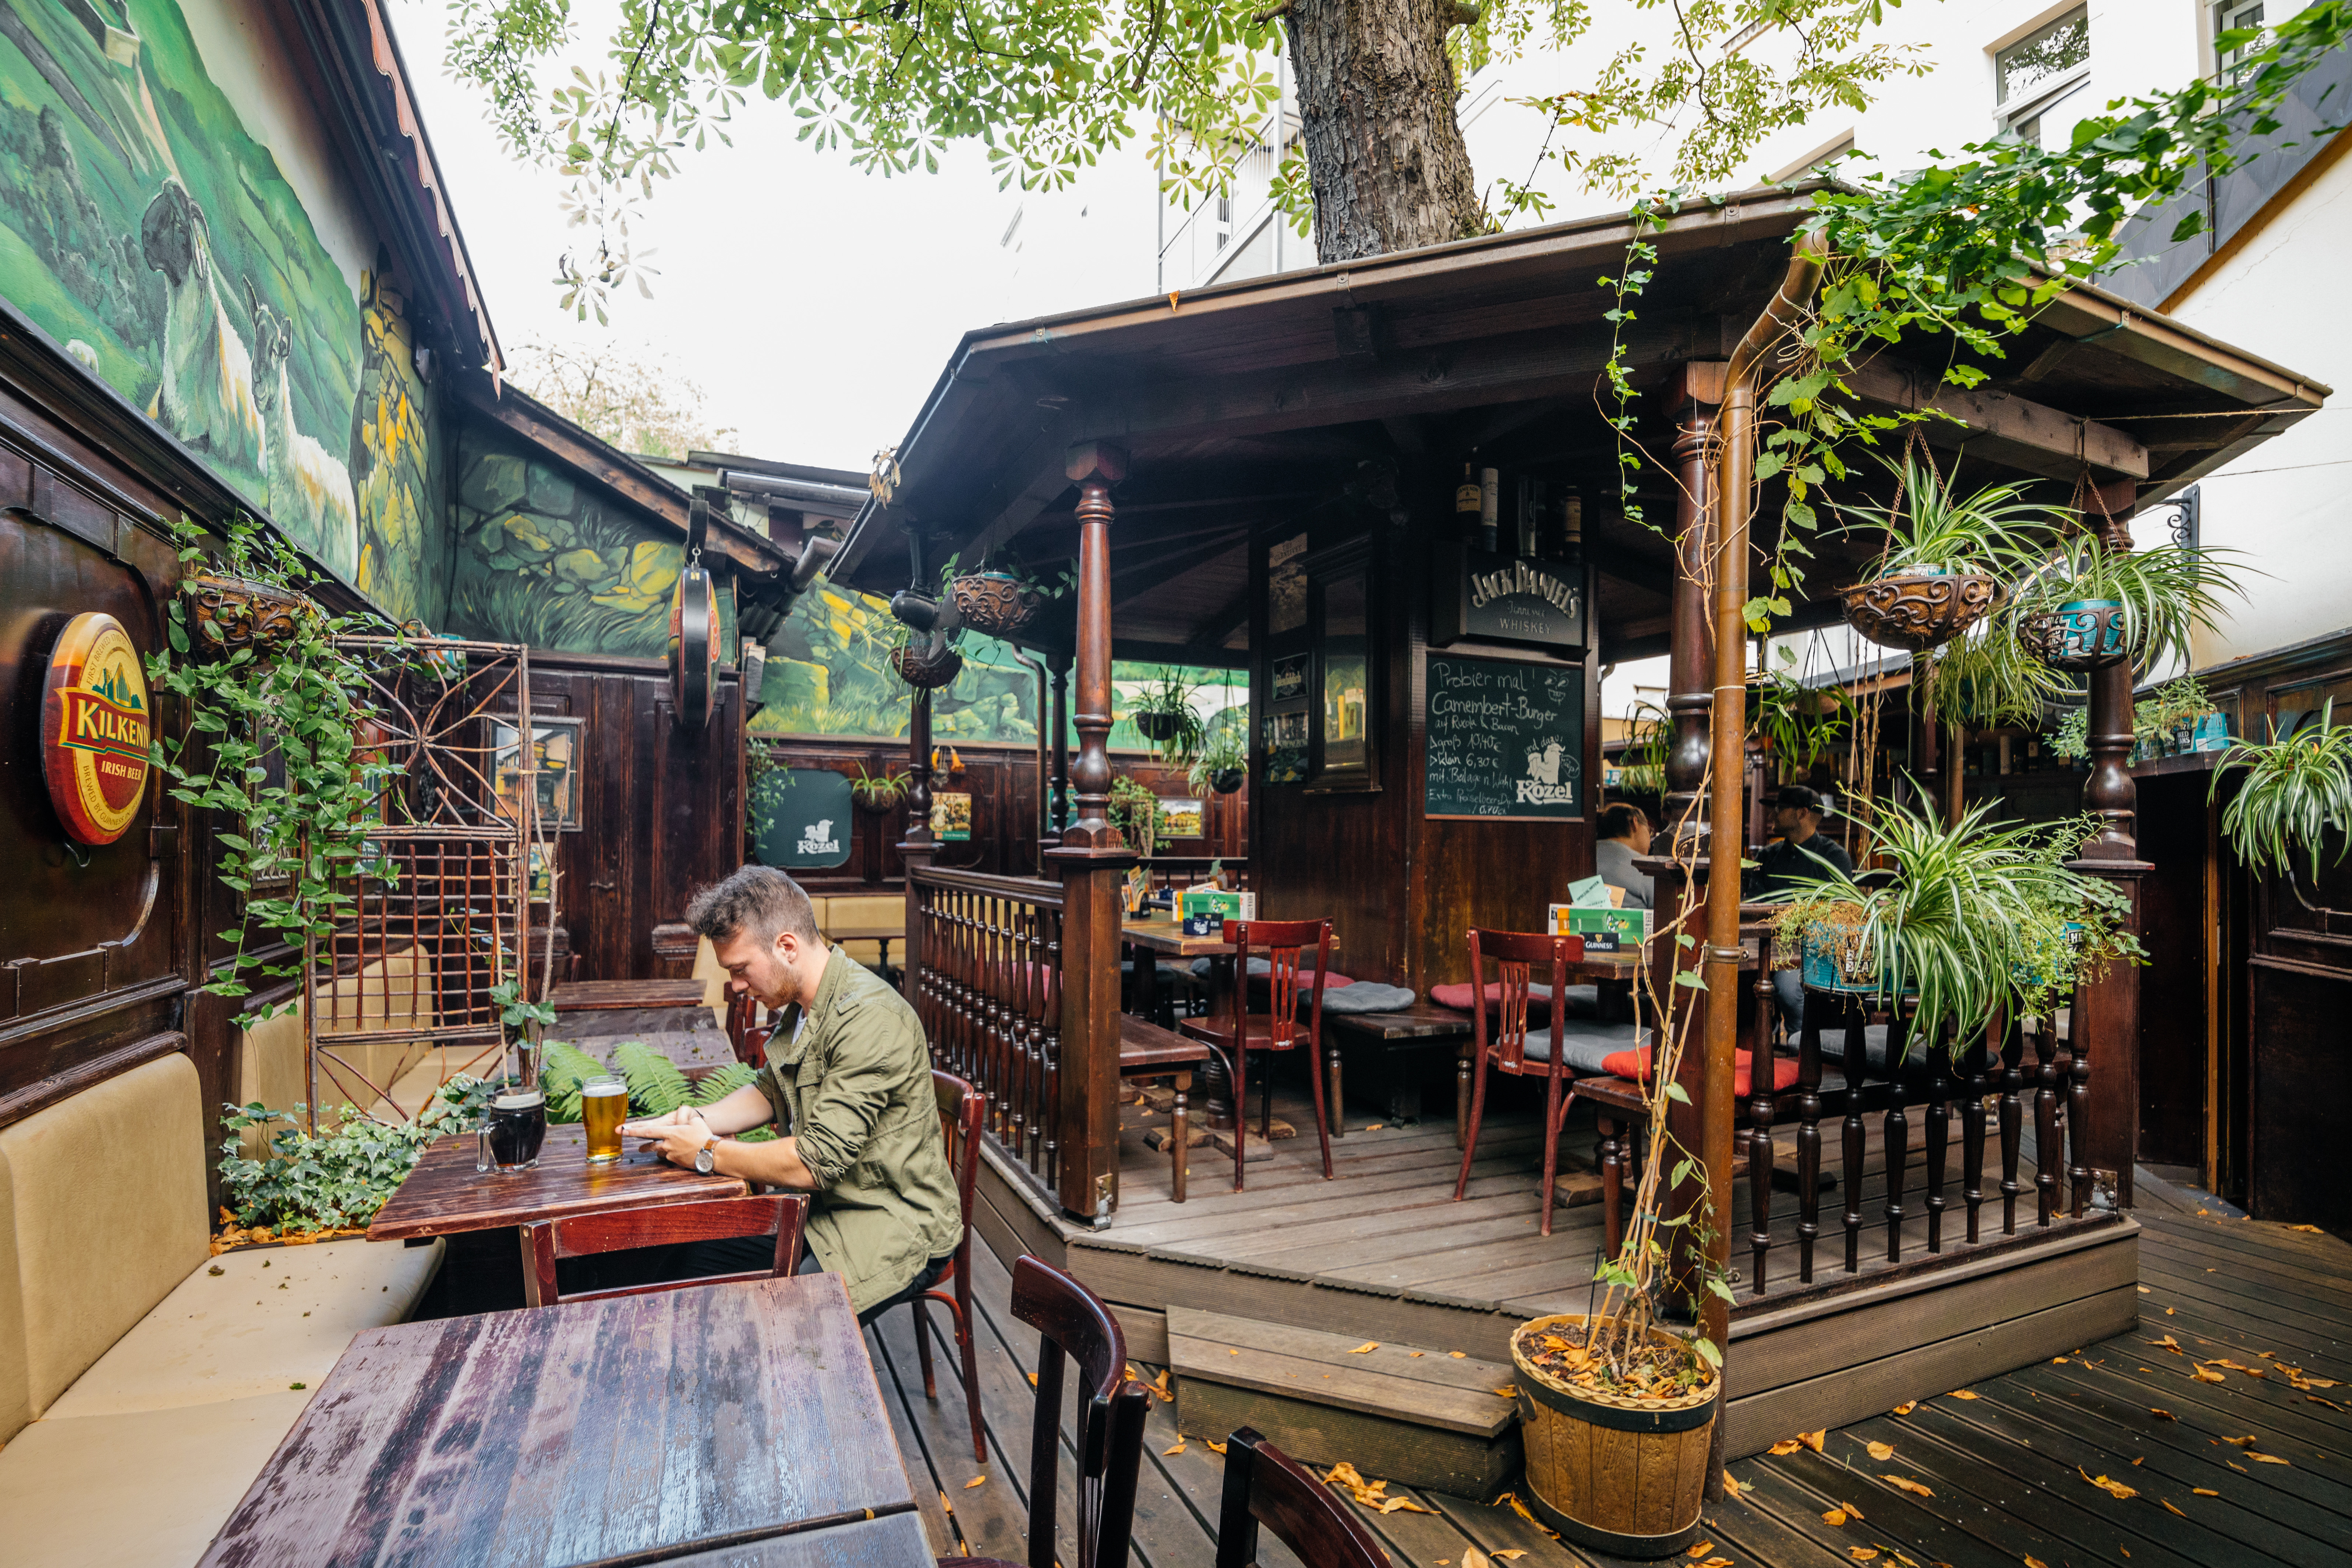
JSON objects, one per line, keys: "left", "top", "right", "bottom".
{"left": 1995, "top": 6, "right": 2091, "bottom": 146}
{"left": 2216, "top": 1, "right": 2270, "bottom": 84}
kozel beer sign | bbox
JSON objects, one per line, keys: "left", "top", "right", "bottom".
{"left": 42, "top": 612, "right": 153, "bottom": 845}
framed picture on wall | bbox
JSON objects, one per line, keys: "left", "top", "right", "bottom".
{"left": 1271, "top": 653, "right": 1309, "bottom": 704}
{"left": 1160, "top": 799, "right": 1205, "bottom": 838}
{"left": 490, "top": 715, "right": 584, "bottom": 831}
{"left": 1269, "top": 532, "right": 1309, "bottom": 635}
{"left": 1308, "top": 538, "right": 1377, "bottom": 791}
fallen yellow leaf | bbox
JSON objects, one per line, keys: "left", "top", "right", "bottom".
{"left": 2161, "top": 1500, "right": 2187, "bottom": 1518}
{"left": 1409, "top": 1351, "right": 1425, "bottom": 1358}
{"left": 964, "top": 1477, "right": 986, "bottom": 1490}
{"left": 1685, "top": 1544, "right": 1713, "bottom": 1559}
{"left": 2247, "top": 1454, "right": 2292, "bottom": 1465}
{"left": 2289, "top": 1223, "right": 2323, "bottom": 1232}
{"left": 1884, "top": 1476, "right": 1934, "bottom": 1498}
{"left": 2151, "top": 1408, "right": 2176, "bottom": 1420}
{"left": 1801, "top": 1429, "right": 1828, "bottom": 1451}
{"left": 1699, "top": 1560, "right": 1734, "bottom": 1568}
{"left": 2221, "top": 1435, "right": 2258, "bottom": 1447}
{"left": 1377, "top": 1497, "right": 1432, "bottom": 1515}
{"left": 2026, "top": 1557, "right": 2051, "bottom": 1568}
{"left": 2309, "top": 1396, "right": 2345, "bottom": 1411}
{"left": 1849, "top": 1549, "right": 1879, "bottom": 1562}
{"left": 1364, "top": 1124, "right": 1384, "bottom": 1132}
{"left": 1721, "top": 1474, "right": 1744, "bottom": 1498}
{"left": 1823, "top": 1510, "right": 1849, "bottom": 1528}
{"left": 1027, "top": 1373, "right": 1038, "bottom": 1387}
{"left": 2081, "top": 1468, "right": 2137, "bottom": 1501}
{"left": 1494, "top": 1386, "right": 1520, "bottom": 1399}
{"left": 1769, "top": 1439, "right": 1804, "bottom": 1456}
{"left": 1351, "top": 1342, "right": 1379, "bottom": 1354}
{"left": 1206, "top": 1440, "right": 1227, "bottom": 1455}
{"left": 1464, "top": 1548, "right": 1492, "bottom": 1568}
{"left": 2193, "top": 1367, "right": 2227, "bottom": 1384}
{"left": 1164, "top": 1441, "right": 1187, "bottom": 1456}
{"left": 1450, "top": 1351, "right": 1467, "bottom": 1359}
{"left": 1865, "top": 1441, "right": 1896, "bottom": 1461}
{"left": 1945, "top": 1390, "right": 1979, "bottom": 1401}
{"left": 1841, "top": 1501, "right": 1865, "bottom": 1521}
{"left": 2194, "top": 1488, "right": 2220, "bottom": 1497}
{"left": 1892, "top": 1402, "right": 1917, "bottom": 1416}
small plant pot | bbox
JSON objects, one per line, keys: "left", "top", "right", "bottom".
{"left": 851, "top": 787, "right": 902, "bottom": 816}
{"left": 1210, "top": 768, "right": 1246, "bottom": 794}
{"left": 948, "top": 573, "right": 1039, "bottom": 638}
{"left": 890, "top": 641, "right": 964, "bottom": 689}
{"left": 1135, "top": 711, "right": 1184, "bottom": 742}
{"left": 1799, "top": 927, "right": 1918, "bottom": 997}
{"left": 1510, "top": 1314, "right": 1719, "bottom": 1558}
{"left": 2020, "top": 598, "right": 2129, "bottom": 671}
{"left": 1839, "top": 570, "right": 2002, "bottom": 653}
{"left": 183, "top": 575, "right": 315, "bottom": 661}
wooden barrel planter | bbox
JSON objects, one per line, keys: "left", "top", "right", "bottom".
{"left": 1509, "top": 1315, "right": 1718, "bottom": 1559}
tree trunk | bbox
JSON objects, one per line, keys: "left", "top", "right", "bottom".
{"left": 1286, "top": 0, "right": 1483, "bottom": 263}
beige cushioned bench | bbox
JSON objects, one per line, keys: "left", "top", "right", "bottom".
{"left": 811, "top": 893, "right": 906, "bottom": 970}
{"left": 0, "top": 1053, "right": 443, "bottom": 1567}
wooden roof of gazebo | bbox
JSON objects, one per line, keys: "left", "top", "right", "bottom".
{"left": 831, "top": 182, "right": 2326, "bottom": 664}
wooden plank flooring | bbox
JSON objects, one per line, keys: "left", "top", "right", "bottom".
{"left": 872, "top": 1167, "right": 2352, "bottom": 1568}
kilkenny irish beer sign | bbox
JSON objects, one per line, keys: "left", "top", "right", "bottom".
{"left": 43, "top": 612, "right": 152, "bottom": 845}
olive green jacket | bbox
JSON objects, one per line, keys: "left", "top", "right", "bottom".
{"left": 753, "top": 948, "right": 962, "bottom": 1313}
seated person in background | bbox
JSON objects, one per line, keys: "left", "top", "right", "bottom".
{"left": 1594, "top": 802, "right": 1655, "bottom": 909}
{"left": 621, "top": 866, "right": 962, "bottom": 1324}
{"left": 1747, "top": 784, "right": 1857, "bottom": 1041}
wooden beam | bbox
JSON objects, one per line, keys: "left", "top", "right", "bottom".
{"left": 1841, "top": 360, "right": 2149, "bottom": 481}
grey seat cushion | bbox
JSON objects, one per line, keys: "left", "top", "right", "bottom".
{"left": 1315, "top": 983, "right": 1418, "bottom": 1015}
{"left": 1511, "top": 1018, "right": 1644, "bottom": 1073}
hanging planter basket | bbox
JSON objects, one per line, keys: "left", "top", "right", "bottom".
{"left": 1839, "top": 571, "right": 2002, "bottom": 654}
{"left": 1510, "top": 1315, "right": 1719, "bottom": 1558}
{"left": 2019, "top": 598, "right": 2129, "bottom": 672}
{"left": 183, "top": 575, "right": 316, "bottom": 661}
{"left": 1210, "top": 768, "right": 1246, "bottom": 795}
{"left": 1134, "top": 711, "right": 1185, "bottom": 743}
{"left": 851, "top": 784, "right": 904, "bottom": 815}
{"left": 891, "top": 640, "right": 965, "bottom": 690}
{"left": 948, "top": 573, "right": 1040, "bottom": 639}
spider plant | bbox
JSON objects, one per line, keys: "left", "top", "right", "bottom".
{"left": 2006, "top": 534, "right": 2245, "bottom": 674}
{"left": 1764, "top": 798, "right": 2137, "bottom": 1048}
{"left": 1185, "top": 715, "right": 1249, "bottom": 795}
{"left": 1618, "top": 699, "right": 1670, "bottom": 797}
{"left": 1840, "top": 453, "right": 2067, "bottom": 577}
{"left": 1750, "top": 650, "right": 1849, "bottom": 771}
{"left": 1917, "top": 619, "right": 2075, "bottom": 730}
{"left": 2213, "top": 702, "right": 2352, "bottom": 895}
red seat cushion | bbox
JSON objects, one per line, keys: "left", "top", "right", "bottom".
{"left": 1598, "top": 1048, "right": 1800, "bottom": 1098}
{"left": 1428, "top": 981, "right": 1552, "bottom": 1020}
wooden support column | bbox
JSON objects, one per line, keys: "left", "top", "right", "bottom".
{"left": 1046, "top": 440, "right": 1133, "bottom": 1224}
{"left": 899, "top": 687, "right": 935, "bottom": 1009}
{"left": 2069, "top": 475, "right": 2150, "bottom": 1208}
{"left": 1665, "top": 364, "right": 1723, "bottom": 843}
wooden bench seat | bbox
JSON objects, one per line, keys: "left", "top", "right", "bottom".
{"left": 0, "top": 1053, "right": 442, "bottom": 1567}
{"left": 1321, "top": 1004, "right": 1475, "bottom": 1133}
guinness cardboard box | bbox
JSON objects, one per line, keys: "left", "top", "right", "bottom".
{"left": 1179, "top": 890, "right": 1258, "bottom": 936}
{"left": 1549, "top": 904, "right": 1648, "bottom": 953}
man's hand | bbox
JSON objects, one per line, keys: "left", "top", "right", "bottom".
{"left": 618, "top": 1106, "right": 717, "bottom": 1169}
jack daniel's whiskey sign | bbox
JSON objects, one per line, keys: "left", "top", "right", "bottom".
{"left": 1430, "top": 543, "right": 1589, "bottom": 653}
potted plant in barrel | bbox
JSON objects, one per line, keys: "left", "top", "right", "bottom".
{"left": 2010, "top": 530, "right": 2240, "bottom": 675}
{"left": 1127, "top": 671, "right": 1202, "bottom": 762}
{"left": 940, "top": 548, "right": 1076, "bottom": 640}
{"left": 1838, "top": 454, "right": 2049, "bottom": 654}
{"left": 849, "top": 763, "right": 907, "bottom": 815}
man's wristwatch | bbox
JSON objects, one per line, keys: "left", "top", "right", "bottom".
{"left": 694, "top": 1136, "right": 720, "bottom": 1175}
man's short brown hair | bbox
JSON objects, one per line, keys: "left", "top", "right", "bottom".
{"left": 1598, "top": 802, "right": 1648, "bottom": 841}
{"left": 685, "top": 866, "right": 821, "bottom": 946}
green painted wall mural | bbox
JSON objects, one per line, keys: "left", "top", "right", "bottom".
{"left": 446, "top": 421, "right": 736, "bottom": 659}
{"left": 0, "top": 0, "right": 439, "bottom": 620}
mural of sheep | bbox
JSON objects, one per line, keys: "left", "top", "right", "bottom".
{"left": 247, "top": 284, "right": 359, "bottom": 578}
{"left": 140, "top": 178, "right": 264, "bottom": 482}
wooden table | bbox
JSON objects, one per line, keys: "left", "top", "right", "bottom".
{"left": 550, "top": 978, "right": 713, "bottom": 1036}
{"left": 198, "top": 1273, "right": 926, "bottom": 1568}
{"left": 368, "top": 1123, "right": 749, "bottom": 1242}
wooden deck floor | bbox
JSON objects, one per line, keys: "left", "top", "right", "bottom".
{"left": 871, "top": 1167, "right": 2352, "bottom": 1568}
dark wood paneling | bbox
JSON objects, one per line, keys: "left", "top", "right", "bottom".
{"left": 2247, "top": 957, "right": 2352, "bottom": 1234}
{"left": 2133, "top": 772, "right": 2209, "bottom": 1166}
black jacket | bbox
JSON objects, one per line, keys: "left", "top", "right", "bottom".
{"left": 1749, "top": 831, "right": 1856, "bottom": 898}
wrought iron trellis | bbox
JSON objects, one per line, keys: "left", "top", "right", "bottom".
{"left": 302, "top": 636, "right": 553, "bottom": 1125}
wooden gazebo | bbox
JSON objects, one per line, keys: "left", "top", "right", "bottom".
{"left": 826, "top": 182, "right": 2324, "bottom": 1451}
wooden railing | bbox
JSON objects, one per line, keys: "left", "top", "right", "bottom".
{"left": 1736, "top": 979, "right": 2097, "bottom": 1301}
{"left": 910, "top": 867, "right": 1072, "bottom": 1203}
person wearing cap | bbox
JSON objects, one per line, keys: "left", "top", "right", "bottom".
{"left": 1750, "top": 784, "right": 1856, "bottom": 1037}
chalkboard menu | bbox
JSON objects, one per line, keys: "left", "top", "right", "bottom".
{"left": 1424, "top": 655, "right": 1585, "bottom": 820}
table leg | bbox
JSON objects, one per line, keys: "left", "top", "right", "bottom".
{"left": 1130, "top": 938, "right": 1160, "bottom": 1021}
{"left": 1327, "top": 1043, "right": 1344, "bottom": 1138}
{"left": 1172, "top": 1069, "right": 1191, "bottom": 1203}
{"left": 1456, "top": 1043, "right": 1473, "bottom": 1148}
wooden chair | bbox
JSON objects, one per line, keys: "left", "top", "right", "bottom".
{"left": 1451, "top": 928, "right": 1585, "bottom": 1235}
{"left": 896, "top": 1070, "right": 986, "bottom": 1463}
{"left": 1214, "top": 1427, "right": 1390, "bottom": 1568}
{"left": 520, "top": 1193, "right": 808, "bottom": 1307}
{"left": 1178, "top": 918, "right": 1336, "bottom": 1192}
{"left": 939, "top": 1255, "right": 1150, "bottom": 1568}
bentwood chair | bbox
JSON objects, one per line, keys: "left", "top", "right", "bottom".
{"left": 939, "top": 1255, "right": 1150, "bottom": 1568}
{"left": 1452, "top": 928, "right": 1586, "bottom": 1235}
{"left": 1178, "top": 918, "right": 1336, "bottom": 1192}
{"left": 1215, "top": 1427, "right": 1391, "bottom": 1568}
{"left": 899, "top": 1069, "right": 986, "bottom": 1463}
{"left": 519, "top": 1193, "right": 808, "bottom": 1307}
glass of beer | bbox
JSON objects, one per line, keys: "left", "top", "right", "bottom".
{"left": 581, "top": 1075, "right": 628, "bottom": 1165}
{"left": 477, "top": 1089, "right": 547, "bottom": 1172}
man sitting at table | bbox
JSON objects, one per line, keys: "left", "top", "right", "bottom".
{"left": 1747, "top": 784, "right": 1857, "bottom": 1043}
{"left": 1594, "top": 802, "right": 1654, "bottom": 909}
{"left": 620, "top": 866, "right": 962, "bottom": 1323}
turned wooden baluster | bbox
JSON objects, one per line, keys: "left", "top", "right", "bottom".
{"left": 1041, "top": 907, "right": 1064, "bottom": 1183}
{"left": 1924, "top": 1022, "right": 1951, "bottom": 1254}
{"left": 1962, "top": 1014, "right": 1993, "bottom": 1245}
{"left": 1841, "top": 992, "right": 1869, "bottom": 1274}
{"left": 1794, "top": 991, "right": 1825, "bottom": 1285}
{"left": 1999, "top": 1014, "right": 2026, "bottom": 1234}
{"left": 2034, "top": 1015, "right": 2061, "bottom": 1227}
{"left": 1884, "top": 1007, "right": 1910, "bottom": 1263}
{"left": 1748, "top": 934, "right": 1777, "bottom": 1296}
{"left": 2066, "top": 995, "right": 2094, "bottom": 1217}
